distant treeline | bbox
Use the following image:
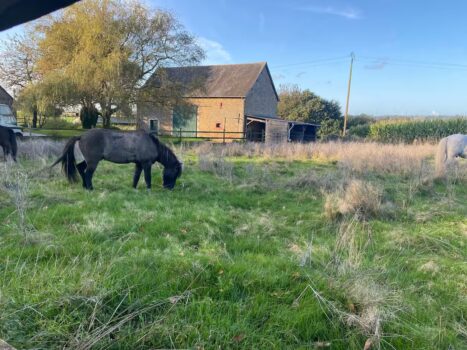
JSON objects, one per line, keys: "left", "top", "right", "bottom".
{"left": 348, "top": 116, "right": 467, "bottom": 143}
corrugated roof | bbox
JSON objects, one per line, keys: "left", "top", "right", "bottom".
{"left": 246, "top": 114, "right": 281, "bottom": 120}
{"left": 160, "top": 62, "right": 276, "bottom": 99}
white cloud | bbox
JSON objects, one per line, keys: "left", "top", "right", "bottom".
{"left": 197, "top": 37, "right": 232, "bottom": 65}
{"left": 298, "top": 5, "right": 361, "bottom": 20}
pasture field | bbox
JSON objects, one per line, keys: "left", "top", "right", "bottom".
{"left": 0, "top": 140, "right": 466, "bottom": 349}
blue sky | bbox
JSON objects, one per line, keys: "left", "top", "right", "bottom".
{"left": 2, "top": 0, "right": 467, "bottom": 115}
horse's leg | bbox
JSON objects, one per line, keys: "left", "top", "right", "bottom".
{"left": 142, "top": 162, "right": 152, "bottom": 189}
{"left": 133, "top": 163, "right": 143, "bottom": 188}
{"left": 1, "top": 145, "right": 5, "bottom": 162}
{"left": 76, "top": 162, "right": 87, "bottom": 188}
{"left": 4, "top": 145, "right": 10, "bottom": 161}
{"left": 84, "top": 162, "right": 98, "bottom": 190}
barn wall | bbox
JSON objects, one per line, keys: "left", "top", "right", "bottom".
{"left": 139, "top": 97, "right": 245, "bottom": 140}
{"left": 189, "top": 97, "right": 244, "bottom": 139}
{"left": 0, "top": 86, "right": 13, "bottom": 106}
{"left": 244, "top": 67, "right": 278, "bottom": 118}
{"left": 265, "top": 118, "right": 288, "bottom": 143}
{"left": 137, "top": 103, "right": 172, "bottom": 133}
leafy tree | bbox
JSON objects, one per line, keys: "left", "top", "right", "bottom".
{"left": 278, "top": 85, "right": 342, "bottom": 125}
{"left": 35, "top": 0, "right": 205, "bottom": 128}
{"left": 0, "top": 30, "right": 41, "bottom": 127}
{"left": 347, "top": 114, "right": 375, "bottom": 138}
{"left": 347, "top": 114, "right": 375, "bottom": 128}
{"left": 15, "top": 83, "right": 62, "bottom": 127}
{"left": 318, "top": 118, "right": 341, "bottom": 139}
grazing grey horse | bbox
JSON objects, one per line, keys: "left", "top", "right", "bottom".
{"left": 0, "top": 125, "right": 17, "bottom": 162}
{"left": 435, "top": 134, "right": 467, "bottom": 177}
{"left": 52, "top": 129, "right": 182, "bottom": 190}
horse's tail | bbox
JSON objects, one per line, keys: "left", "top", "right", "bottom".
{"left": 7, "top": 129, "right": 17, "bottom": 162}
{"left": 435, "top": 137, "right": 448, "bottom": 178}
{"left": 51, "top": 136, "right": 80, "bottom": 182}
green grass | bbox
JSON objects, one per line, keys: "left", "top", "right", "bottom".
{"left": 0, "top": 153, "right": 466, "bottom": 349}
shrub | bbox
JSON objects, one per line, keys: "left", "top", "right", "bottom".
{"left": 42, "top": 117, "right": 79, "bottom": 129}
{"left": 318, "top": 118, "right": 342, "bottom": 138}
{"left": 348, "top": 124, "right": 370, "bottom": 138}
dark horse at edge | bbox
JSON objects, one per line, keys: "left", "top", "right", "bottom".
{"left": 52, "top": 129, "right": 182, "bottom": 190}
{"left": 0, "top": 125, "right": 17, "bottom": 162}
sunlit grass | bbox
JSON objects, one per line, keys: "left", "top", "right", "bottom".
{"left": 0, "top": 141, "right": 466, "bottom": 349}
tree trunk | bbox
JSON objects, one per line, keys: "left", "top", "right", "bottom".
{"left": 32, "top": 105, "right": 38, "bottom": 128}
{"left": 102, "top": 109, "right": 112, "bottom": 128}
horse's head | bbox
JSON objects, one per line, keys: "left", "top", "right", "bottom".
{"left": 163, "top": 161, "right": 182, "bottom": 190}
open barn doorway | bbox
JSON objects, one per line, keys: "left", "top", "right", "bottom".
{"left": 246, "top": 117, "right": 265, "bottom": 142}
{"left": 288, "top": 122, "right": 319, "bottom": 142}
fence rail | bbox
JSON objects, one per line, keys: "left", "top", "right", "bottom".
{"left": 20, "top": 126, "right": 268, "bottom": 142}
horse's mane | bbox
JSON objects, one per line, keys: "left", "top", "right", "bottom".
{"left": 148, "top": 133, "right": 160, "bottom": 147}
{"left": 148, "top": 133, "right": 180, "bottom": 168}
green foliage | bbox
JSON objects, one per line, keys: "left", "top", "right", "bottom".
{"left": 14, "top": 83, "right": 63, "bottom": 127}
{"left": 42, "top": 117, "right": 79, "bottom": 130}
{"left": 318, "top": 118, "right": 342, "bottom": 138}
{"left": 346, "top": 114, "right": 375, "bottom": 138}
{"left": 348, "top": 124, "right": 371, "bottom": 138}
{"left": 79, "top": 105, "right": 99, "bottom": 129}
{"left": 369, "top": 117, "right": 467, "bottom": 143}
{"left": 23, "top": 0, "right": 205, "bottom": 128}
{"left": 278, "top": 85, "right": 342, "bottom": 125}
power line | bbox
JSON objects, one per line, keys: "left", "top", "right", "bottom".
{"left": 359, "top": 55, "right": 467, "bottom": 70}
{"left": 272, "top": 54, "right": 467, "bottom": 71}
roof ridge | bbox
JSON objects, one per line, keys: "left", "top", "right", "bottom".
{"left": 0, "top": 84, "right": 13, "bottom": 100}
{"left": 165, "top": 61, "right": 266, "bottom": 69}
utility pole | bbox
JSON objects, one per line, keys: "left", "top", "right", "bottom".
{"left": 343, "top": 52, "right": 355, "bottom": 136}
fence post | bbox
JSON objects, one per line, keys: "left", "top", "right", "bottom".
{"left": 179, "top": 128, "right": 182, "bottom": 143}
{"left": 223, "top": 127, "right": 226, "bottom": 144}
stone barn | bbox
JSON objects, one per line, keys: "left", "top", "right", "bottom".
{"left": 0, "top": 85, "right": 13, "bottom": 106}
{"left": 138, "top": 62, "right": 291, "bottom": 142}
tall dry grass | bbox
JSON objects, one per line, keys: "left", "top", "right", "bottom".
{"left": 294, "top": 217, "right": 402, "bottom": 349}
{"left": 193, "top": 141, "right": 437, "bottom": 176}
{"left": 17, "top": 138, "right": 64, "bottom": 161}
{"left": 0, "top": 161, "right": 31, "bottom": 235}
{"left": 324, "top": 179, "right": 386, "bottom": 220}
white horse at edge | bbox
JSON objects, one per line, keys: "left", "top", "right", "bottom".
{"left": 435, "top": 134, "right": 467, "bottom": 177}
